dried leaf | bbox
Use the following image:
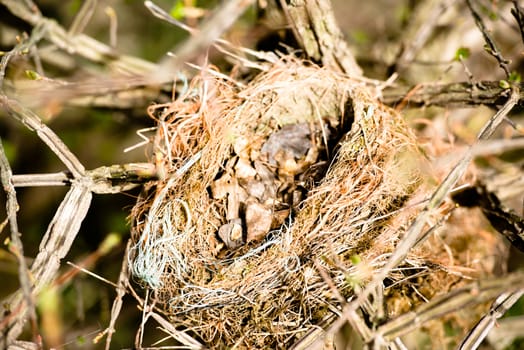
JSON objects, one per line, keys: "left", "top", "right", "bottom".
{"left": 210, "top": 173, "right": 233, "bottom": 199}
{"left": 235, "top": 157, "right": 257, "bottom": 179}
{"left": 218, "top": 218, "right": 244, "bottom": 249}
{"left": 245, "top": 198, "right": 273, "bottom": 242}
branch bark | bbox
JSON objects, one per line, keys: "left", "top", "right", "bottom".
{"left": 381, "top": 81, "right": 524, "bottom": 108}
{"left": 280, "top": 0, "right": 362, "bottom": 76}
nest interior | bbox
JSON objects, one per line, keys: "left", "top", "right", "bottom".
{"left": 128, "top": 58, "right": 504, "bottom": 347}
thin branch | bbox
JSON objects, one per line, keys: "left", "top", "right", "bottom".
{"left": 381, "top": 81, "right": 523, "bottom": 108}
{"left": 2, "top": 183, "right": 93, "bottom": 344}
{"left": 511, "top": 0, "right": 524, "bottom": 46}
{"left": 0, "top": 139, "right": 39, "bottom": 346}
{"left": 391, "top": 0, "right": 456, "bottom": 73}
{"left": 459, "top": 290, "right": 524, "bottom": 350}
{"left": 466, "top": 0, "right": 511, "bottom": 78}
{"left": 99, "top": 242, "right": 131, "bottom": 350}
{"left": 149, "top": 0, "right": 257, "bottom": 84}
{"left": 68, "top": 0, "right": 97, "bottom": 36}
{"left": 0, "top": 0, "right": 157, "bottom": 76}
{"left": 11, "top": 163, "right": 157, "bottom": 192}
{"left": 0, "top": 95, "right": 86, "bottom": 178}
{"left": 375, "top": 272, "right": 524, "bottom": 341}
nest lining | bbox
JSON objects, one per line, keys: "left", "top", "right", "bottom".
{"left": 128, "top": 58, "right": 503, "bottom": 347}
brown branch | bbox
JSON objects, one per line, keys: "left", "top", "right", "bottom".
{"left": 511, "top": 0, "right": 524, "bottom": 46}
{"left": 381, "top": 80, "right": 524, "bottom": 108}
{"left": 466, "top": 0, "right": 511, "bottom": 78}
{"left": 280, "top": 0, "right": 362, "bottom": 76}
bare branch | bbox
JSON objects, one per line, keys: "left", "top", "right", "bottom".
{"left": 391, "top": 0, "right": 456, "bottom": 73}
{"left": 381, "top": 81, "right": 523, "bottom": 108}
{"left": 0, "top": 95, "right": 86, "bottom": 178}
{"left": 511, "top": 0, "right": 524, "bottom": 46}
{"left": 459, "top": 290, "right": 524, "bottom": 349}
{"left": 280, "top": 0, "right": 362, "bottom": 76}
{"left": 149, "top": 0, "right": 257, "bottom": 83}
{"left": 68, "top": 0, "right": 97, "bottom": 36}
{"left": 466, "top": 0, "right": 511, "bottom": 78}
{"left": 0, "top": 0, "right": 156, "bottom": 76}
{"left": 2, "top": 183, "right": 92, "bottom": 344}
{"left": 0, "top": 140, "right": 39, "bottom": 346}
{"left": 376, "top": 272, "right": 524, "bottom": 341}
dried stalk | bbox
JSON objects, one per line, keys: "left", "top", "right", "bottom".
{"left": 0, "top": 140, "right": 39, "bottom": 347}
{"left": 459, "top": 290, "right": 524, "bottom": 349}
{"left": 377, "top": 272, "right": 524, "bottom": 341}
{"left": 0, "top": 0, "right": 156, "bottom": 76}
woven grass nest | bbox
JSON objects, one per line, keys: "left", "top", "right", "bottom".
{"left": 128, "top": 57, "right": 503, "bottom": 348}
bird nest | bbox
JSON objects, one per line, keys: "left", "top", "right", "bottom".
{"left": 128, "top": 57, "right": 502, "bottom": 347}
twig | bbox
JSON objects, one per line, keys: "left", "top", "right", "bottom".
{"left": 95, "top": 242, "right": 131, "bottom": 350}
{"left": 2, "top": 183, "right": 93, "bottom": 344}
{"left": 375, "top": 272, "right": 524, "bottom": 341}
{"left": 68, "top": 0, "right": 97, "bottom": 36}
{"left": 145, "top": 1, "right": 276, "bottom": 71}
{"left": 511, "top": 0, "right": 524, "bottom": 46}
{"left": 459, "top": 290, "right": 524, "bottom": 350}
{"left": 0, "top": 139, "right": 39, "bottom": 347}
{"left": 1, "top": 96, "right": 86, "bottom": 177}
{"left": 392, "top": 0, "right": 456, "bottom": 73}
{"left": 466, "top": 0, "right": 511, "bottom": 78}
{"left": 381, "top": 80, "right": 523, "bottom": 108}
{"left": 66, "top": 262, "right": 118, "bottom": 288}
{"left": 0, "top": 0, "right": 157, "bottom": 75}
{"left": 11, "top": 163, "right": 156, "bottom": 191}
{"left": 149, "top": 312, "right": 204, "bottom": 349}
{"left": 0, "top": 20, "right": 47, "bottom": 91}
{"left": 149, "top": 0, "right": 257, "bottom": 84}
{"left": 105, "top": 6, "right": 118, "bottom": 48}
{"left": 0, "top": 70, "right": 155, "bottom": 348}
